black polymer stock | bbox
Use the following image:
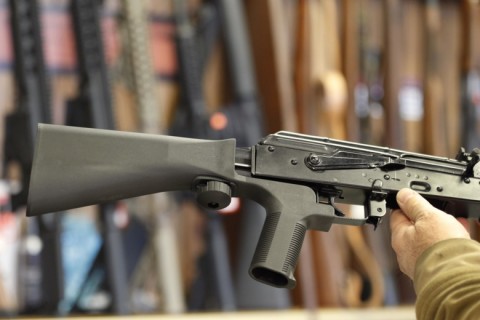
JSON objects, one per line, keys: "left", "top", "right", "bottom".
{"left": 27, "top": 125, "right": 480, "bottom": 290}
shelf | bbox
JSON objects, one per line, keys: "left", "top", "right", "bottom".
{"left": 22, "top": 306, "right": 416, "bottom": 320}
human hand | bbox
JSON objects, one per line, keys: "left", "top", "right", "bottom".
{"left": 390, "top": 188, "right": 471, "bottom": 279}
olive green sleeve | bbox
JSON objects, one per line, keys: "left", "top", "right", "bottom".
{"left": 414, "top": 238, "right": 480, "bottom": 320}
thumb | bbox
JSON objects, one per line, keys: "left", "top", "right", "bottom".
{"left": 396, "top": 188, "right": 436, "bottom": 222}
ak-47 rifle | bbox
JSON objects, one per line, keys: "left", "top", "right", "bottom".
{"left": 5, "top": 0, "right": 63, "bottom": 313}
{"left": 66, "top": 0, "right": 128, "bottom": 314}
{"left": 27, "top": 124, "right": 480, "bottom": 290}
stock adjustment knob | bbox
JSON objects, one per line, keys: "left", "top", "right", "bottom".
{"left": 196, "top": 180, "right": 232, "bottom": 210}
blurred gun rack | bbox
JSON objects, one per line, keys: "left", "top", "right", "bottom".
{"left": 0, "top": 0, "right": 479, "bottom": 316}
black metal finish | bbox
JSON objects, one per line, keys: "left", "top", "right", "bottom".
{"left": 6, "top": 0, "right": 50, "bottom": 209}
{"left": 6, "top": 0, "right": 64, "bottom": 314}
{"left": 68, "top": 0, "right": 114, "bottom": 130}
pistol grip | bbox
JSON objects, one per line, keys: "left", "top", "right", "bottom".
{"left": 249, "top": 212, "right": 306, "bottom": 289}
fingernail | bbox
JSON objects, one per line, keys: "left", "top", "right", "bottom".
{"left": 397, "top": 188, "right": 416, "bottom": 205}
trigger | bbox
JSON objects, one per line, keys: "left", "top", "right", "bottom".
{"left": 367, "top": 179, "right": 388, "bottom": 229}
{"left": 329, "top": 197, "right": 345, "bottom": 217}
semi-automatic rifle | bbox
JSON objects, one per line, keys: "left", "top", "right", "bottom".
{"left": 347, "top": 0, "right": 403, "bottom": 306}
{"left": 5, "top": 0, "right": 63, "bottom": 313}
{"left": 399, "top": 0, "right": 424, "bottom": 154}
{"left": 66, "top": 0, "right": 129, "bottom": 314}
{"left": 172, "top": 0, "right": 290, "bottom": 310}
{"left": 243, "top": 0, "right": 314, "bottom": 310}
{"left": 461, "top": 0, "right": 480, "bottom": 156}
{"left": 171, "top": 0, "right": 236, "bottom": 311}
{"left": 27, "top": 124, "right": 480, "bottom": 290}
{"left": 118, "top": 0, "right": 186, "bottom": 313}
{"left": 383, "top": 0, "right": 403, "bottom": 149}
{"left": 307, "top": 0, "right": 350, "bottom": 307}
{"left": 423, "top": 0, "right": 449, "bottom": 157}
{"left": 461, "top": 0, "right": 480, "bottom": 242}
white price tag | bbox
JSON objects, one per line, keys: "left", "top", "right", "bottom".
{"left": 399, "top": 84, "right": 424, "bottom": 121}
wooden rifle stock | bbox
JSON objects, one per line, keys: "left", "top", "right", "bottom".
{"left": 384, "top": 0, "right": 403, "bottom": 148}
{"left": 294, "top": 0, "right": 384, "bottom": 308}
{"left": 294, "top": 0, "right": 312, "bottom": 135}
{"left": 244, "top": 0, "right": 297, "bottom": 132}
{"left": 314, "top": 0, "right": 383, "bottom": 308}
{"left": 401, "top": 0, "right": 424, "bottom": 153}
{"left": 423, "top": 0, "right": 449, "bottom": 156}
{"left": 356, "top": 0, "right": 402, "bottom": 306}
{"left": 292, "top": 0, "right": 331, "bottom": 309}
{"left": 343, "top": 0, "right": 361, "bottom": 142}
{"left": 442, "top": 2, "right": 462, "bottom": 157}
{"left": 461, "top": 0, "right": 480, "bottom": 240}
{"left": 244, "top": 0, "right": 316, "bottom": 310}
{"left": 344, "top": 0, "right": 387, "bottom": 307}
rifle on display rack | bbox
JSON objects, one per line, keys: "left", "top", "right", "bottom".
{"left": 243, "top": 0, "right": 315, "bottom": 310}
{"left": 346, "top": 0, "right": 401, "bottom": 306}
{"left": 170, "top": 0, "right": 291, "bottom": 310}
{"left": 440, "top": 1, "right": 461, "bottom": 158}
{"left": 306, "top": 0, "right": 349, "bottom": 308}
{"left": 423, "top": 0, "right": 449, "bottom": 156}
{"left": 4, "top": 0, "right": 63, "bottom": 313}
{"left": 461, "top": 0, "right": 480, "bottom": 241}
{"left": 310, "top": 0, "right": 384, "bottom": 308}
{"left": 383, "top": 0, "right": 403, "bottom": 149}
{"left": 26, "top": 125, "right": 480, "bottom": 290}
{"left": 66, "top": 0, "right": 129, "bottom": 314}
{"left": 171, "top": 0, "right": 236, "bottom": 311}
{"left": 243, "top": 0, "right": 297, "bottom": 133}
{"left": 461, "top": 0, "right": 480, "bottom": 157}
{"left": 399, "top": 0, "right": 424, "bottom": 153}
{"left": 118, "top": 0, "right": 186, "bottom": 313}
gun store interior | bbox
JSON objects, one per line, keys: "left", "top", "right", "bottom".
{"left": 0, "top": 0, "right": 479, "bottom": 318}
